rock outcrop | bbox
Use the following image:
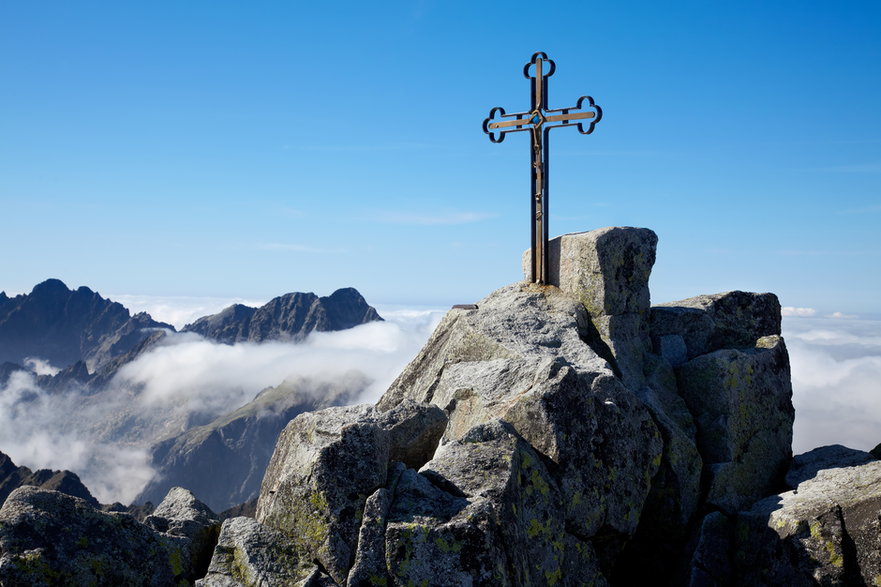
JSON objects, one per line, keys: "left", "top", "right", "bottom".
{"left": 182, "top": 288, "right": 382, "bottom": 344}
{"left": 197, "top": 227, "right": 795, "bottom": 586}
{"left": 17, "top": 227, "right": 859, "bottom": 585}
{"left": 731, "top": 445, "right": 881, "bottom": 585}
{"left": 0, "top": 485, "right": 220, "bottom": 586}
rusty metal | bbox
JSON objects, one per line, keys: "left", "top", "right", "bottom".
{"left": 482, "top": 52, "right": 602, "bottom": 284}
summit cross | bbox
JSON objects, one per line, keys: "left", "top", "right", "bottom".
{"left": 483, "top": 52, "right": 602, "bottom": 284}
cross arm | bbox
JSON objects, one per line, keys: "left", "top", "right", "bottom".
{"left": 544, "top": 95, "right": 603, "bottom": 134}
{"left": 482, "top": 107, "right": 534, "bottom": 143}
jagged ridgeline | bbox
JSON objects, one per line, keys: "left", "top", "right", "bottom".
{"left": 0, "top": 280, "right": 382, "bottom": 378}
{"left": 0, "top": 282, "right": 383, "bottom": 513}
{"left": 2, "top": 227, "right": 880, "bottom": 586}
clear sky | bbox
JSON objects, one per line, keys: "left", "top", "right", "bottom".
{"left": 2, "top": 1, "right": 879, "bottom": 314}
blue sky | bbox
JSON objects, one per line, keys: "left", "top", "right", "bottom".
{"left": 2, "top": 1, "right": 879, "bottom": 314}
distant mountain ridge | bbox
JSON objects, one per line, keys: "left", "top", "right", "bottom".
{"left": 182, "top": 288, "right": 383, "bottom": 343}
{"left": 0, "top": 279, "right": 383, "bottom": 374}
{"left": 0, "top": 279, "right": 383, "bottom": 515}
{"left": 0, "top": 279, "right": 172, "bottom": 371}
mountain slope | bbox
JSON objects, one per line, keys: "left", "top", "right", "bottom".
{"left": 0, "top": 279, "right": 173, "bottom": 371}
{"left": 183, "top": 288, "right": 382, "bottom": 343}
{"left": 134, "top": 373, "right": 366, "bottom": 511}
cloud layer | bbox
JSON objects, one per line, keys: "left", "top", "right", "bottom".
{"left": 0, "top": 306, "right": 444, "bottom": 504}
{"left": 784, "top": 315, "right": 881, "bottom": 454}
{"left": 2, "top": 298, "right": 878, "bottom": 505}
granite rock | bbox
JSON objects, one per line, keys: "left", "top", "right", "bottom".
{"left": 736, "top": 459, "right": 881, "bottom": 585}
{"left": 676, "top": 335, "right": 793, "bottom": 513}
{"left": 0, "top": 486, "right": 201, "bottom": 585}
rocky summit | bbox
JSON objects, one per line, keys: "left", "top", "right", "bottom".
{"left": 2, "top": 227, "right": 878, "bottom": 586}
{"left": 193, "top": 226, "right": 794, "bottom": 586}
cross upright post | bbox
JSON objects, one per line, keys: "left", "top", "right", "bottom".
{"left": 483, "top": 52, "right": 602, "bottom": 284}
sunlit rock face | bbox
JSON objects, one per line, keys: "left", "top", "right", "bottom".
{"left": 2, "top": 227, "right": 811, "bottom": 585}
{"left": 192, "top": 226, "right": 796, "bottom": 586}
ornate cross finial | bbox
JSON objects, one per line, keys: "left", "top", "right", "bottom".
{"left": 483, "top": 52, "right": 602, "bottom": 284}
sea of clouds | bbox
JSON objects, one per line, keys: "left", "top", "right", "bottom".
{"left": 782, "top": 308, "right": 881, "bottom": 454}
{"left": 0, "top": 299, "right": 444, "bottom": 504}
{"left": 0, "top": 296, "right": 878, "bottom": 505}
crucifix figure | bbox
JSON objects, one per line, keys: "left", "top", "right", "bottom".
{"left": 483, "top": 52, "right": 602, "bottom": 284}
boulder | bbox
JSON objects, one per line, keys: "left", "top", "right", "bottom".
{"left": 611, "top": 356, "right": 704, "bottom": 583}
{"left": 676, "top": 335, "right": 793, "bottom": 513}
{"left": 378, "top": 282, "right": 662, "bottom": 543}
{"left": 346, "top": 463, "right": 405, "bottom": 587}
{"left": 378, "top": 282, "right": 610, "bottom": 414}
{"left": 0, "top": 486, "right": 193, "bottom": 585}
{"left": 386, "top": 420, "right": 607, "bottom": 586}
{"left": 736, "top": 459, "right": 881, "bottom": 585}
{"left": 196, "top": 516, "right": 317, "bottom": 586}
{"left": 255, "top": 404, "right": 385, "bottom": 583}
{"left": 255, "top": 401, "right": 446, "bottom": 584}
{"left": 785, "top": 444, "right": 876, "bottom": 487}
{"left": 686, "top": 511, "right": 734, "bottom": 586}
{"left": 505, "top": 369, "right": 662, "bottom": 544}
{"left": 522, "top": 227, "right": 658, "bottom": 388}
{"left": 528, "top": 227, "right": 657, "bottom": 316}
{"left": 651, "top": 291, "right": 781, "bottom": 365}
{"left": 144, "top": 487, "right": 222, "bottom": 579}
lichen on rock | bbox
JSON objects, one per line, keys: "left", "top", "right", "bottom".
{"left": 198, "top": 226, "right": 801, "bottom": 586}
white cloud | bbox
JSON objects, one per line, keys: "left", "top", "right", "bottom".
{"left": 110, "top": 294, "right": 269, "bottom": 330}
{"left": 782, "top": 306, "right": 817, "bottom": 317}
{"left": 0, "top": 370, "right": 155, "bottom": 502}
{"left": 23, "top": 357, "right": 60, "bottom": 376}
{"left": 784, "top": 316, "right": 881, "bottom": 454}
{"left": 0, "top": 306, "right": 445, "bottom": 505}
{"left": 828, "top": 311, "right": 857, "bottom": 319}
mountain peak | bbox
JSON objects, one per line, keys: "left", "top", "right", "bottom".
{"left": 0, "top": 280, "right": 170, "bottom": 370}
{"left": 183, "top": 287, "right": 382, "bottom": 343}
{"left": 30, "top": 278, "right": 70, "bottom": 297}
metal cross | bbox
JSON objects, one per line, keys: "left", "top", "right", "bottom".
{"left": 483, "top": 52, "right": 602, "bottom": 284}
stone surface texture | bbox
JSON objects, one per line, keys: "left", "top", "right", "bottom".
{"left": 203, "top": 226, "right": 795, "bottom": 586}
{"left": 736, "top": 458, "right": 881, "bottom": 586}
{"left": 143, "top": 487, "right": 222, "bottom": 580}
{"left": 254, "top": 400, "right": 446, "bottom": 584}
{"left": 196, "top": 516, "right": 314, "bottom": 586}
{"left": 0, "top": 485, "right": 220, "bottom": 586}
{"left": 4, "top": 226, "right": 821, "bottom": 586}
{"left": 522, "top": 227, "right": 658, "bottom": 388}
{"left": 676, "top": 334, "right": 793, "bottom": 513}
